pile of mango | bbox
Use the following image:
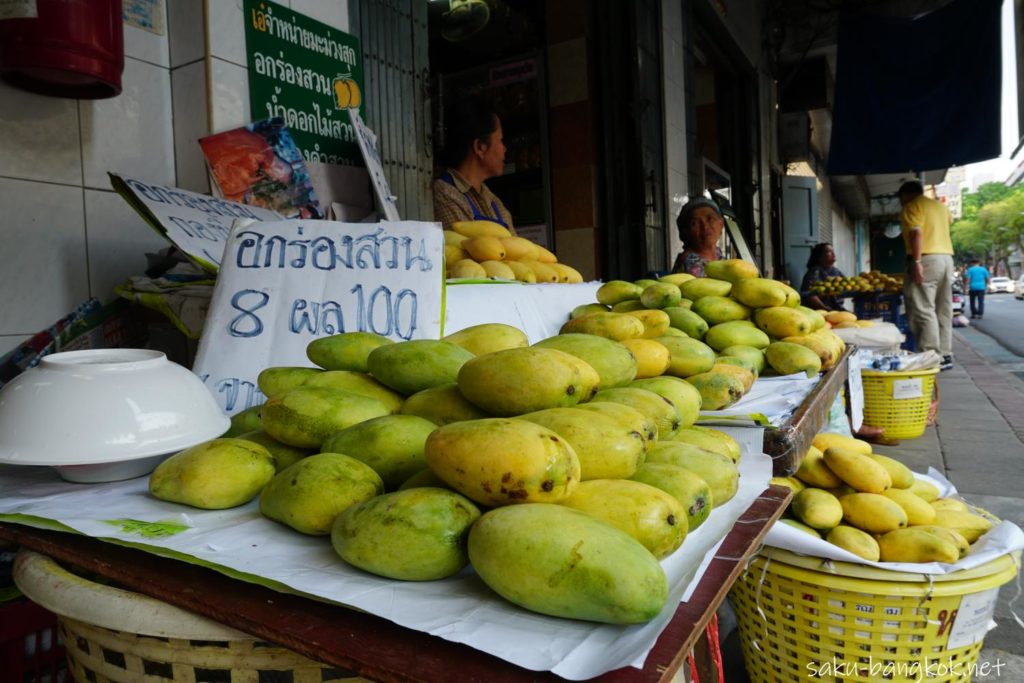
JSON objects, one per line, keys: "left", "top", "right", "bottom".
{"left": 444, "top": 220, "right": 583, "bottom": 283}
{"left": 810, "top": 271, "right": 903, "bottom": 296}
{"left": 821, "top": 310, "right": 875, "bottom": 329}
{"left": 148, "top": 324, "right": 744, "bottom": 625}
{"left": 563, "top": 259, "right": 848, "bottom": 412}
{"left": 772, "top": 433, "right": 997, "bottom": 563}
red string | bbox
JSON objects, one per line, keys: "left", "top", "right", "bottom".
{"left": 705, "top": 612, "right": 725, "bottom": 683}
{"left": 687, "top": 651, "right": 700, "bottom": 683}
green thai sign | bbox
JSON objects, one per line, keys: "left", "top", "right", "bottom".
{"left": 244, "top": 0, "right": 364, "bottom": 166}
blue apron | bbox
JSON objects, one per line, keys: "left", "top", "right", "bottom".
{"left": 441, "top": 171, "right": 509, "bottom": 228}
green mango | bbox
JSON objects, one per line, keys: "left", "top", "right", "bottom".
{"left": 654, "top": 336, "right": 716, "bottom": 378}
{"left": 629, "top": 376, "right": 702, "bottom": 429}
{"left": 596, "top": 280, "right": 643, "bottom": 306}
{"left": 718, "top": 345, "right": 766, "bottom": 374}
{"left": 690, "top": 296, "right": 751, "bottom": 326}
{"left": 684, "top": 370, "right": 746, "bottom": 410}
{"left": 670, "top": 426, "right": 741, "bottom": 463}
{"left": 443, "top": 323, "right": 529, "bottom": 356}
{"left": 398, "top": 468, "right": 451, "bottom": 490}
{"left": 570, "top": 303, "right": 611, "bottom": 319}
{"left": 519, "top": 406, "right": 646, "bottom": 480}
{"left": 679, "top": 278, "right": 732, "bottom": 300}
{"left": 630, "top": 462, "right": 713, "bottom": 531}
{"left": 765, "top": 341, "right": 822, "bottom": 377}
{"left": 259, "top": 453, "right": 383, "bottom": 535}
{"left": 400, "top": 383, "right": 489, "bottom": 425}
{"left": 306, "top": 331, "right": 393, "bottom": 372}
{"left": 468, "top": 504, "right": 668, "bottom": 623}
{"left": 149, "top": 438, "right": 275, "bottom": 509}
{"left": 663, "top": 306, "right": 709, "bottom": 340}
{"left": 332, "top": 488, "right": 480, "bottom": 580}
{"left": 257, "top": 366, "right": 323, "bottom": 400}
{"left": 704, "top": 321, "right": 771, "bottom": 351}
{"left": 301, "top": 370, "right": 404, "bottom": 413}
{"left": 754, "top": 307, "right": 810, "bottom": 339}
{"left": 320, "top": 414, "right": 437, "bottom": 490}
{"left": 533, "top": 333, "right": 637, "bottom": 389}
{"left": 730, "top": 278, "right": 789, "bottom": 308}
{"left": 236, "top": 428, "right": 312, "bottom": 471}
{"left": 222, "top": 404, "right": 263, "bottom": 437}
{"left": 645, "top": 441, "right": 739, "bottom": 507}
{"left": 367, "top": 340, "right": 474, "bottom": 395}
{"left": 589, "top": 387, "right": 682, "bottom": 440}
{"left": 639, "top": 282, "right": 683, "bottom": 309}
{"left": 261, "top": 386, "right": 391, "bottom": 448}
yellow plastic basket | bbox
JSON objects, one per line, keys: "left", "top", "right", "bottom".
{"left": 730, "top": 548, "right": 1020, "bottom": 683}
{"left": 13, "top": 550, "right": 372, "bottom": 683}
{"left": 860, "top": 368, "right": 939, "bottom": 439}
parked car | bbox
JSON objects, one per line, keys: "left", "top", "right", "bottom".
{"left": 951, "top": 284, "right": 964, "bottom": 314}
{"left": 1016, "top": 275, "right": 1024, "bottom": 300}
{"left": 988, "top": 276, "right": 1015, "bottom": 294}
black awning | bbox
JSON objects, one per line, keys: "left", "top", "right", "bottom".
{"left": 827, "top": 0, "right": 1002, "bottom": 176}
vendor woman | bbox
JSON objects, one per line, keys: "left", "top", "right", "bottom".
{"left": 432, "top": 95, "right": 515, "bottom": 234}
{"left": 800, "top": 243, "right": 845, "bottom": 311}
{"left": 671, "top": 197, "right": 724, "bottom": 277}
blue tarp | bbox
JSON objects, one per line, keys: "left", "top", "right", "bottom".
{"left": 827, "top": 0, "right": 1002, "bottom": 175}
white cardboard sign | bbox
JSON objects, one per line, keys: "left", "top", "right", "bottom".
{"left": 193, "top": 218, "right": 445, "bottom": 414}
{"left": 110, "top": 174, "right": 283, "bottom": 271}
{"left": 349, "top": 109, "right": 401, "bottom": 222}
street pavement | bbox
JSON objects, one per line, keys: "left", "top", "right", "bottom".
{"left": 870, "top": 305, "right": 1024, "bottom": 679}
{"left": 970, "top": 292, "right": 1024, "bottom": 357}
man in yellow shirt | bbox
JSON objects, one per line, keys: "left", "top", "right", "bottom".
{"left": 898, "top": 180, "right": 954, "bottom": 369}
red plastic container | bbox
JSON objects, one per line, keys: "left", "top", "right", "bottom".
{"left": 0, "top": 0, "right": 123, "bottom": 99}
{"left": 0, "top": 598, "right": 67, "bottom": 682}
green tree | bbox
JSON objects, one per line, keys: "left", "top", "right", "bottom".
{"left": 960, "top": 181, "right": 1014, "bottom": 221}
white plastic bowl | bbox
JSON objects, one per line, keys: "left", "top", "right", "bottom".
{"left": 0, "top": 349, "right": 229, "bottom": 482}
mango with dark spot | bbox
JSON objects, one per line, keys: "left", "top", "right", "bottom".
{"left": 518, "top": 406, "right": 646, "bottom": 480}
{"left": 559, "top": 479, "right": 687, "bottom": 559}
{"left": 424, "top": 418, "right": 580, "bottom": 507}
{"left": 468, "top": 504, "right": 667, "bottom": 624}
{"left": 331, "top": 487, "right": 480, "bottom": 580}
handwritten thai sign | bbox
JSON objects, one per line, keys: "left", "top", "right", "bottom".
{"left": 193, "top": 219, "right": 445, "bottom": 414}
{"left": 244, "top": 0, "right": 363, "bottom": 166}
{"left": 109, "top": 174, "right": 282, "bottom": 272}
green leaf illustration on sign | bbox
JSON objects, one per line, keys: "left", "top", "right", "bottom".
{"left": 244, "top": 0, "right": 364, "bottom": 166}
{"left": 104, "top": 519, "right": 190, "bottom": 539}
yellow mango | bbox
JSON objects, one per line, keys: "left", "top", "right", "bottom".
{"left": 655, "top": 335, "right": 717, "bottom": 378}
{"left": 931, "top": 497, "right": 969, "bottom": 513}
{"left": 719, "top": 345, "right": 766, "bottom": 374}
{"left": 261, "top": 387, "right": 391, "bottom": 449}
{"left": 795, "top": 305, "right": 827, "bottom": 332}
{"left": 596, "top": 280, "right": 644, "bottom": 305}
{"left": 468, "top": 504, "right": 667, "bottom": 623}
{"left": 499, "top": 235, "right": 539, "bottom": 260}
{"left": 812, "top": 432, "right": 872, "bottom": 455}
{"left": 400, "top": 383, "right": 489, "bottom": 425}
{"left": 449, "top": 259, "right": 487, "bottom": 279}
{"left": 480, "top": 259, "right": 516, "bottom": 279}
{"left": 631, "top": 462, "right": 713, "bottom": 531}
{"left": 504, "top": 259, "right": 538, "bottom": 282}
{"left": 534, "top": 244, "right": 558, "bottom": 264}
{"left": 629, "top": 376, "right": 702, "bottom": 429}
{"left": 931, "top": 510, "right": 995, "bottom": 543}
{"left": 259, "top": 452, "right": 383, "bottom": 535}
{"left": 868, "top": 453, "right": 915, "bottom": 489}
{"left": 791, "top": 488, "right": 843, "bottom": 530}
{"left": 645, "top": 442, "right": 738, "bottom": 507}
{"left": 779, "top": 282, "right": 801, "bottom": 307}
{"left": 398, "top": 468, "right": 450, "bottom": 490}
{"left": 257, "top": 366, "right": 323, "bottom": 400}
{"left": 704, "top": 321, "right": 771, "bottom": 351}
{"left": 570, "top": 303, "right": 610, "bottom": 319}
{"left": 444, "top": 244, "right": 468, "bottom": 264}
{"left": 331, "top": 488, "right": 480, "bottom": 580}
{"left": 839, "top": 493, "right": 908, "bottom": 533}
{"left": 780, "top": 518, "right": 822, "bottom": 538}
{"left": 781, "top": 335, "right": 837, "bottom": 370}
{"left": 908, "top": 478, "right": 940, "bottom": 502}
{"left": 236, "top": 429, "right": 312, "bottom": 472}
{"left": 729, "top": 278, "right": 789, "bottom": 308}
{"left": 560, "top": 479, "right": 688, "bottom": 559}
{"left": 576, "top": 401, "right": 656, "bottom": 447}
{"left": 679, "top": 278, "right": 733, "bottom": 300}
{"left": 794, "top": 445, "right": 841, "bottom": 488}
{"left": 519, "top": 407, "right": 647, "bottom": 480}
{"left": 535, "top": 333, "right": 637, "bottom": 389}
{"left": 611, "top": 299, "right": 647, "bottom": 312}
{"left": 589, "top": 387, "right": 682, "bottom": 440}
{"left": 881, "top": 488, "right": 936, "bottom": 526}
{"left": 754, "top": 306, "right": 811, "bottom": 338}
{"left": 367, "top": 339, "right": 475, "bottom": 396}
{"left": 150, "top": 438, "right": 276, "bottom": 510}
{"left": 824, "top": 310, "right": 857, "bottom": 325}
{"left": 714, "top": 355, "right": 759, "bottom": 378}
{"left": 710, "top": 363, "right": 755, "bottom": 392}
{"left": 822, "top": 447, "right": 892, "bottom": 493}
{"left": 443, "top": 230, "right": 468, "bottom": 247}
{"left": 624, "top": 309, "right": 672, "bottom": 338}
{"left": 306, "top": 331, "right": 394, "bottom": 373}
{"left": 764, "top": 341, "right": 822, "bottom": 377}
{"left": 770, "top": 476, "right": 805, "bottom": 493}
{"left": 520, "top": 259, "right": 559, "bottom": 283}
{"left": 826, "top": 525, "right": 881, "bottom": 561}
{"left": 684, "top": 370, "right": 745, "bottom": 410}
{"left": 425, "top": 418, "right": 580, "bottom": 506}
{"left": 658, "top": 272, "right": 695, "bottom": 286}
{"left": 704, "top": 259, "right": 760, "bottom": 283}
{"left": 913, "top": 525, "right": 970, "bottom": 558}
{"left": 691, "top": 296, "right": 751, "bottom": 326}
{"left": 301, "top": 370, "right": 404, "bottom": 414}
{"left": 560, "top": 312, "right": 646, "bottom": 341}
{"left": 639, "top": 282, "right": 683, "bottom": 309}
{"left": 671, "top": 426, "right": 741, "bottom": 463}
{"left": 553, "top": 263, "right": 584, "bottom": 283}
{"left": 877, "top": 528, "right": 959, "bottom": 564}
{"left": 320, "top": 414, "right": 437, "bottom": 490}
{"left": 457, "top": 347, "right": 598, "bottom": 416}
{"left": 621, "top": 338, "right": 672, "bottom": 378}
{"left": 451, "top": 219, "right": 511, "bottom": 238}
{"left": 443, "top": 322, "right": 529, "bottom": 356}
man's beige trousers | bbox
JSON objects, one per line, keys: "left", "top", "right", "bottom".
{"left": 903, "top": 254, "right": 954, "bottom": 357}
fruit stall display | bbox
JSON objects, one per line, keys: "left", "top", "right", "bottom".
{"left": 808, "top": 270, "right": 904, "bottom": 297}
{"left": 444, "top": 220, "right": 584, "bottom": 283}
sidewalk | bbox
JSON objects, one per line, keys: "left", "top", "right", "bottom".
{"left": 872, "top": 329, "right": 1024, "bottom": 675}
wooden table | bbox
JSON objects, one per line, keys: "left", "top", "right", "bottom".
{"left": 0, "top": 485, "right": 791, "bottom": 683}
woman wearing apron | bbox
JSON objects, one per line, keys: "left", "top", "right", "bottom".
{"left": 432, "top": 95, "right": 516, "bottom": 234}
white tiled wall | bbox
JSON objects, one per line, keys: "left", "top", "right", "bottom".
{"left": 0, "top": 2, "right": 351, "bottom": 358}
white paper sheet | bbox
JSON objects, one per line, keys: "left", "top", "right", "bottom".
{"left": 701, "top": 373, "right": 820, "bottom": 425}
{"left": 762, "top": 468, "right": 1024, "bottom": 574}
{"left": 0, "top": 439, "right": 771, "bottom": 679}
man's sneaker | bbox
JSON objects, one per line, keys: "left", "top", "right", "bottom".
{"left": 940, "top": 355, "right": 954, "bottom": 371}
